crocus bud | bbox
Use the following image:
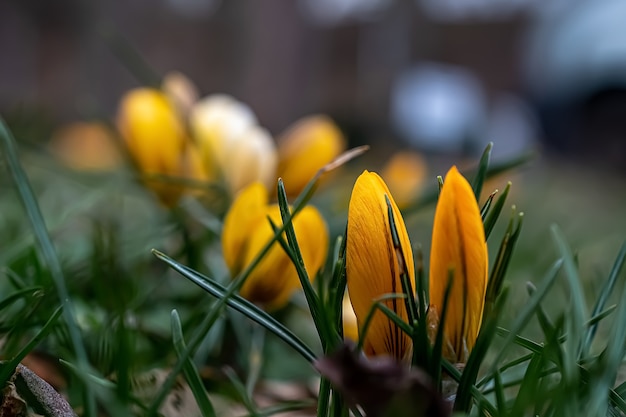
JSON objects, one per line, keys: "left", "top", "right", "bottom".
{"left": 277, "top": 115, "right": 346, "bottom": 197}
{"left": 191, "top": 95, "right": 277, "bottom": 193}
{"left": 429, "top": 166, "right": 488, "bottom": 363}
{"left": 222, "top": 182, "right": 328, "bottom": 310}
{"left": 346, "top": 171, "right": 415, "bottom": 361}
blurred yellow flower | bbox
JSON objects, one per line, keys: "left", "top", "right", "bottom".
{"left": 49, "top": 122, "right": 122, "bottom": 171}
{"left": 429, "top": 166, "right": 488, "bottom": 363}
{"left": 116, "top": 87, "right": 208, "bottom": 206}
{"left": 346, "top": 171, "right": 415, "bottom": 360}
{"left": 191, "top": 95, "right": 277, "bottom": 195}
{"left": 381, "top": 151, "right": 427, "bottom": 208}
{"left": 222, "top": 182, "right": 328, "bottom": 310}
{"left": 277, "top": 115, "right": 346, "bottom": 197}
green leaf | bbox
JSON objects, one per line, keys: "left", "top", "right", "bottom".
{"left": 471, "top": 142, "right": 493, "bottom": 201}
{"left": 509, "top": 353, "right": 544, "bottom": 417}
{"left": 453, "top": 287, "right": 509, "bottom": 413}
{"left": 0, "top": 116, "right": 96, "bottom": 416}
{"left": 551, "top": 225, "right": 587, "bottom": 387}
{"left": 483, "top": 182, "right": 511, "bottom": 239}
{"left": 153, "top": 250, "right": 316, "bottom": 363}
{"left": 171, "top": 310, "right": 216, "bottom": 417}
{"left": 583, "top": 242, "right": 626, "bottom": 355}
{"left": 0, "top": 306, "right": 63, "bottom": 385}
{"left": 356, "top": 294, "right": 413, "bottom": 353}
{"left": 485, "top": 259, "right": 562, "bottom": 377}
{"left": 223, "top": 367, "right": 258, "bottom": 416}
{"left": 485, "top": 211, "right": 523, "bottom": 317}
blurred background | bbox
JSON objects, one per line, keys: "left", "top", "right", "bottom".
{"left": 1, "top": 0, "right": 625, "bottom": 285}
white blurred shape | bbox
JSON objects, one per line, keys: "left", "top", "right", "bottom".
{"left": 525, "top": 0, "right": 626, "bottom": 99}
{"left": 391, "top": 63, "right": 486, "bottom": 152}
{"left": 298, "top": 0, "right": 392, "bottom": 25}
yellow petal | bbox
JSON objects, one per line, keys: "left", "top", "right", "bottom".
{"left": 346, "top": 170, "right": 415, "bottom": 360}
{"left": 429, "top": 165, "right": 488, "bottom": 362}
{"left": 277, "top": 115, "right": 346, "bottom": 197}
{"left": 222, "top": 182, "right": 269, "bottom": 274}
{"left": 381, "top": 151, "right": 427, "bottom": 209}
{"left": 116, "top": 88, "right": 191, "bottom": 206}
{"left": 117, "top": 88, "right": 185, "bottom": 176}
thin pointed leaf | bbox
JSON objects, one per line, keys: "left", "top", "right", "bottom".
{"left": 486, "top": 259, "right": 562, "bottom": 376}
{"left": 471, "top": 142, "right": 493, "bottom": 200}
{"left": 153, "top": 250, "right": 316, "bottom": 363}
{"left": 276, "top": 180, "right": 334, "bottom": 349}
{"left": 356, "top": 294, "right": 413, "bottom": 353}
{"left": 0, "top": 306, "right": 63, "bottom": 384}
{"left": 480, "top": 189, "right": 498, "bottom": 220}
{"left": 551, "top": 225, "right": 587, "bottom": 376}
{"left": 0, "top": 116, "right": 96, "bottom": 416}
{"left": 223, "top": 367, "right": 258, "bottom": 416}
{"left": 583, "top": 242, "right": 626, "bottom": 355}
{"left": 171, "top": 310, "right": 216, "bottom": 417}
{"left": 386, "top": 196, "right": 418, "bottom": 325}
{"left": 484, "top": 182, "right": 511, "bottom": 239}
{"left": 454, "top": 287, "right": 509, "bottom": 413}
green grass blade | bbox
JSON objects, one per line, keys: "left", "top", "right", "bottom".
{"left": 480, "top": 190, "right": 497, "bottom": 221}
{"left": 276, "top": 180, "right": 334, "bottom": 349}
{"left": 486, "top": 259, "right": 562, "bottom": 376}
{"left": 484, "top": 182, "right": 511, "bottom": 239}
{"left": 509, "top": 353, "right": 544, "bottom": 417}
{"left": 329, "top": 232, "right": 347, "bottom": 338}
{"left": 485, "top": 212, "right": 523, "bottom": 317}
{"left": 385, "top": 195, "right": 418, "bottom": 325}
{"left": 0, "top": 287, "right": 43, "bottom": 312}
{"left": 0, "top": 117, "right": 96, "bottom": 416}
{"left": 551, "top": 225, "right": 587, "bottom": 384}
{"left": 0, "top": 306, "right": 63, "bottom": 384}
{"left": 171, "top": 310, "right": 216, "bottom": 417}
{"left": 223, "top": 367, "right": 258, "bottom": 416}
{"left": 583, "top": 242, "right": 626, "bottom": 355}
{"left": 586, "top": 258, "right": 626, "bottom": 416}
{"left": 454, "top": 287, "right": 509, "bottom": 413}
{"left": 153, "top": 250, "right": 316, "bottom": 363}
{"left": 471, "top": 142, "right": 493, "bottom": 201}
{"left": 431, "top": 273, "right": 454, "bottom": 386}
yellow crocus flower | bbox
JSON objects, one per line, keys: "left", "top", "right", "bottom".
{"left": 222, "top": 182, "right": 328, "bottom": 310}
{"left": 346, "top": 171, "right": 415, "bottom": 360}
{"left": 191, "top": 95, "right": 277, "bottom": 194}
{"left": 277, "top": 115, "right": 346, "bottom": 197}
{"left": 429, "top": 166, "right": 488, "bottom": 363}
{"left": 117, "top": 88, "right": 207, "bottom": 206}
